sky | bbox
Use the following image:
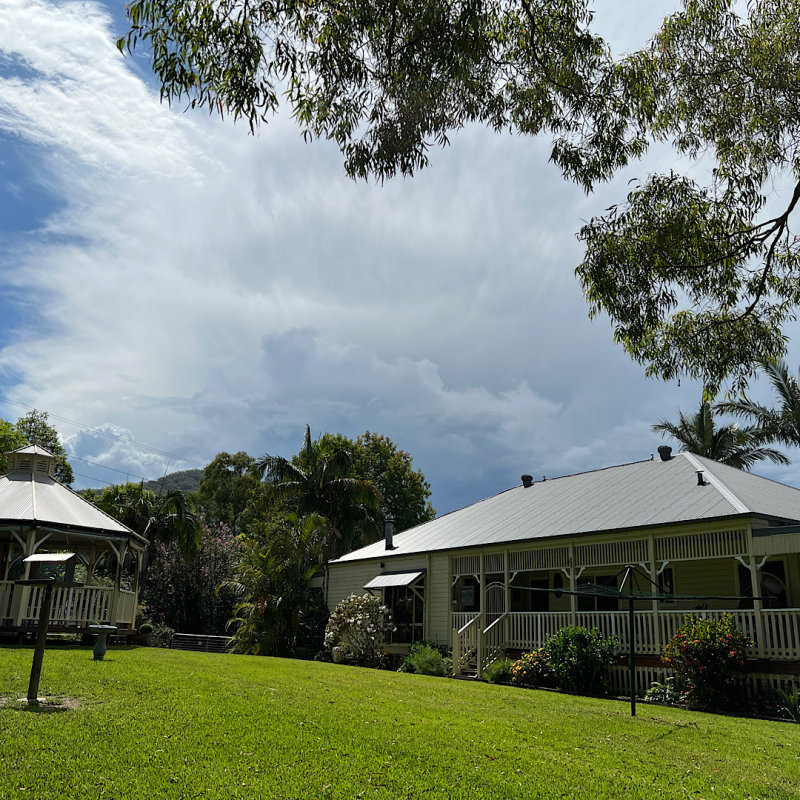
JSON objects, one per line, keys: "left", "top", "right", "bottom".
{"left": 1, "top": 0, "right": 799, "bottom": 516}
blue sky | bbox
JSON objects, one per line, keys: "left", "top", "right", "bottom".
{"left": 2, "top": 0, "right": 799, "bottom": 515}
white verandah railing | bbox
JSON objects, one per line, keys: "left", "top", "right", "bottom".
{"left": 453, "top": 609, "right": 800, "bottom": 675}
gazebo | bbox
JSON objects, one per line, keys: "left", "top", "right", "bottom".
{"left": 0, "top": 445, "right": 147, "bottom": 638}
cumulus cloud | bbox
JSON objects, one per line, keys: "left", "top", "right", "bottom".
{"left": 2, "top": 0, "right": 798, "bottom": 512}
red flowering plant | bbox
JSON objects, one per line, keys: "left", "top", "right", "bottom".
{"left": 662, "top": 614, "right": 750, "bottom": 711}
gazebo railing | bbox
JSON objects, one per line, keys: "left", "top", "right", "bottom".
{"left": 18, "top": 584, "right": 114, "bottom": 627}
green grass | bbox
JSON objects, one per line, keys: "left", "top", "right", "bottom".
{"left": 1, "top": 646, "right": 799, "bottom": 799}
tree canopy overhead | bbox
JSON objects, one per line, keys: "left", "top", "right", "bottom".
{"left": 119, "top": 0, "right": 800, "bottom": 392}
{"left": 118, "top": 0, "right": 641, "bottom": 186}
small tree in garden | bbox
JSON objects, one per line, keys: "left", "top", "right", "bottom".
{"left": 543, "top": 626, "right": 617, "bottom": 695}
{"left": 141, "top": 522, "right": 241, "bottom": 634}
{"left": 662, "top": 614, "right": 750, "bottom": 711}
{"left": 324, "top": 593, "right": 392, "bottom": 666}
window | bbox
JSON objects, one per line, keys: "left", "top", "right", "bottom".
{"left": 385, "top": 583, "right": 425, "bottom": 643}
{"left": 452, "top": 577, "right": 479, "bottom": 612}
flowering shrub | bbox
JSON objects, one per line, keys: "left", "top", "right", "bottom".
{"left": 661, "top": 614, "right": 749, "bottom": 710}
{"left": 543, "top": 626, "right": 617, "bottom": 695}
{"left": 324, "top": 593, "right": 392, "bottom": 666}
{"left": 141, "top": 522, "right": 241, "bottom": 634}
{"left": 511, "top": 649, "right": 554, "bottom": 688}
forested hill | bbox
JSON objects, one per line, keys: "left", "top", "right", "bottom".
{"left": 142, "top": 468, "right": 204, "bottom": 494}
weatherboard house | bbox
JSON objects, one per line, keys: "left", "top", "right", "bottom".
{"left": 326, "top": 447, "right": 800, "bottom": 689}
{"left": 0, "top": 445, "right": 145, "bottom": 636}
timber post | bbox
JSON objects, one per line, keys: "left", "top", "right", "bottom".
{"left": 27, "top": 581, "right": 54, "bottom": 703}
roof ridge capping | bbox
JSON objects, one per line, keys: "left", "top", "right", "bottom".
{"left": 518, "top": 456, "right": 658, "bottom": 487}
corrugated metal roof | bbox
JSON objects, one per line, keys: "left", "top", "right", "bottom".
{"left": 10, "top": 444, "right": 58, "bottom": 457}
{"left": 364, "top": 571, "right": 425, "bottom": 589}
{"left": 0, "top": 471, "right": 142, "bottom": 539}
{"left": 332, "top": 452, "right": 800, "bottom": 564}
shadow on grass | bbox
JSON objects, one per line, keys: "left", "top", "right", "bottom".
{"left": 1, "top": 699, "right": 80, "bottom": 714}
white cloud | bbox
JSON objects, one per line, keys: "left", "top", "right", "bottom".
{"left": 2, "top": 0, "right": 799, "bottom": 512}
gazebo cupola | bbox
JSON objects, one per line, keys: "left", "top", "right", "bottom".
{"left": 6, "top": 444, "right": 60, "bottom": 480}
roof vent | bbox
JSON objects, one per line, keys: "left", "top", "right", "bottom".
{"left": 696, "top": 470, "right": 706, "bottom": 486}
{"left": 657, "top": 445, "right": 673, "bottom": 462}
{"left": 521, "top": 474, "right": 533, "bottom": 488}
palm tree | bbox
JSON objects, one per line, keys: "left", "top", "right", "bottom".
{"left": 255, "top": 426, "right": 382, "bottom": 559}
{"left": 716, "top": 357, "right": 800, "bottom": 448}
{"left": 652, "top": 402, "right": 789, "bottom": 470}
{"left": 223, "top": 512, "right": 329, "bottom": 656}
{"left": 97, "top": 482, "right": 202, "bottom": 555}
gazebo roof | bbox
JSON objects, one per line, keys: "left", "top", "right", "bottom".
{"left": 0, "top": 445, "right": 145, "bottom": 544}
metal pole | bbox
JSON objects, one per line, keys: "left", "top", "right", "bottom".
{"left": 629, "top": 589, "right": 636, "bottom": 717}
{"left": 27, "top": 582, "right": 54, "bottom": 704}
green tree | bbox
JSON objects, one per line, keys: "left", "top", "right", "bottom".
{"left": 14, "top": 410, "right": 74, "bottom": 484}
{"left": 197, "top": 451, "right": 260, "bottom": 534}
{"left": 0, "top": 418, "right": 27, "bottom": 473}
{"left": 224, "top": 513, "right": 328, "bottom": 656}
{"left": 652, "top": 401, "right": 789, "bottom": 471}
{"left": 322, "top": 431, "right": 435, "bottom": 533}
{"left": 716, "top": 358, "right": 800, "bottom": 449}
{"left": 256, "top": 426, "right": 383, "bottom": 559}
{"left": 120, "top": 1, "right": 800, "bottom": 390}
{"left": 90, "top": 481, "right": 202, "bottom": 555}
{"left": 118, "top": 0, "right": 635, "bottom": 185}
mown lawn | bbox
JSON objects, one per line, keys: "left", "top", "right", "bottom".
{"left": 1, "top": 646, "right": 799, "bottom": 799}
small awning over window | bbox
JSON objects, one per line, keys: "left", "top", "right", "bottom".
{"left": 364, "top": 570, "right": 425, "bottom": 590}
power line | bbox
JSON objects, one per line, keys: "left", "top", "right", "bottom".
{"left": 64, "top": 451, "right": 148, "bottom": 484}
{"left": 0, "top": 395, "right": 206, "bottom": 468}
{"left": 72, "top": 471, "right": 117, "bottom": 488}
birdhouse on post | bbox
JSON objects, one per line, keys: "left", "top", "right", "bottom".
{"left": 22, "top": 552, "right": 84, "bottom": 588}
{"left": 19, "top": 552, "right": 84, "bottom": 704}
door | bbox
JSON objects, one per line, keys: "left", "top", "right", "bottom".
{"left": 485, "top": 581, "right": 506, "bottom": 627}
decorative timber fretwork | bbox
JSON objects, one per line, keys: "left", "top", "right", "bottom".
{"left": 655, "top": 529, "right": 748, "bottom": 561}
{"left": 574, "top": 539, "right": 648, "bottom": 568}
{"left": 509, "top": 547, "right": 570, "bottom": 572}
{"left": 483, "top": 553, "right": 504, "bottom": 574}
{"left": 452, "top": 555, "right": 480, "bottom": 576}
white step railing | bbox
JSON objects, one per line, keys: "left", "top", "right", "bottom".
{"left": 480, "top": 612, "right": 508, "bottom": 674}
{"left": 452, "top": 613, "right": 482, "bottom": 674}
{"left": 452, "top": 612, "right": 479, "bottom": 631}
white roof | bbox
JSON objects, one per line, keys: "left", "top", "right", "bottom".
{"left": 364, "top": 571, "right": 425, "bottom": 589}
{"left": 0, "top": 470, "right": 142, "bottom": 540}
{"left": 24, "top": 553, "right": 78, "bottom": 563}
{"left": 332, "top": 452, "right": 800, "bottom": 564}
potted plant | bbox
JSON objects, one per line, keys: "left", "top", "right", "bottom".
{"left": 137, "top": 622, "right": 153, "bottom": 646}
